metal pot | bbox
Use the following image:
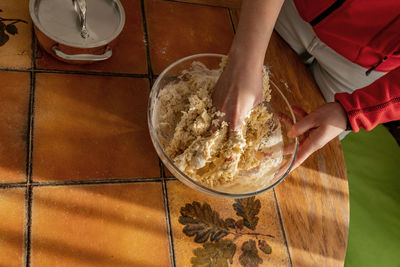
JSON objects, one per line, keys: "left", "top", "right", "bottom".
{"left": 29, "top": 0, "right": 125, "bottom": 64}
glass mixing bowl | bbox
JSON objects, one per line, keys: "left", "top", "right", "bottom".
{"left": 148, "top": 54, "right": 298, "bottom": 198}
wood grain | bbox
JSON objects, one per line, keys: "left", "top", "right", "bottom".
{"left": 232, "top": 7, "right": 349, "bottom": 267}
{"left": 267, "top": 23, "right": 349, "bottom": 267}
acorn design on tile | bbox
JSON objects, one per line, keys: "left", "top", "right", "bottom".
{"left": 0, "top": 9, "right": 27, "bottom": 47}
{"left": 179, "top": 196, "right": 273, "bottom": 267}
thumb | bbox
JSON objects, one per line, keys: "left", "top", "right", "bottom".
{"left": 288, "top": 113, "right": 317, "bottom": 138}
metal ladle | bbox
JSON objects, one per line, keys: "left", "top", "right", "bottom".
{"left": 73, "top": 0, "right": 89, "bottom": 38}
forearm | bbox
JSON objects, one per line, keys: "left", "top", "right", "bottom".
{"left": 335, "top": 68, "right": 400, "bottom": 132}
{"left": 229, "top": 0, "right": 285, "bottom": 69}
{"left": 212, "top": 0, "right": 285, "bottom": 129}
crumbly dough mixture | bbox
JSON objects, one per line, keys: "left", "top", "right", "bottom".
{"left": 154, "top": 59, "right": 283, "bottom": 192}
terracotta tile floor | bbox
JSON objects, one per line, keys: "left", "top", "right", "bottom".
{"left": 0, "top": 188, "right": 26, "bottom": 266}
{"left": 0, "top": 0, "right": 292, "bottom": 266}
{"left": 30, "top": 183, "right": 169, "bottom": 267}
{"left": 33, "top": 73, "right": 159, "bottom": 181}
{"left": 0, "top": 71, "right": 30, "bottom": 183}
{"left": 145, "top": 0, "right": 234, "bottom": 74}
{"left": 0, "top": 0, "right": 32, "bottom": 69}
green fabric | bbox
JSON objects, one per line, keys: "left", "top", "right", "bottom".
{"left": 342, "top": 125, "right": 400, "bottom": 267}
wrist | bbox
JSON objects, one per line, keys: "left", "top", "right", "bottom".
{"left": 227, "top": 49, "right": 264, "bottom": 77}
{"left": 333, "top": 101, "right": 351, "bottom": 131}
{"left": 228, "top": 44, "right": 265, "bottom": 69}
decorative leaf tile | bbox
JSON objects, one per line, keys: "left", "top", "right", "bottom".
{"left": 166, "top": 180, "right": 291, "bottom": 266}
{"left": 0, "top": 0, "right": 32, "bottom": 69}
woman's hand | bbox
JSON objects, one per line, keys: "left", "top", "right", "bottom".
{"left": 288, "top": 102, "right": 348, "bottom": 170}
{"left": 212, "top": 58, "right": 264, "bottom": 130}
{"left": 212, "top": 0, "right": 285, "bottom": 129}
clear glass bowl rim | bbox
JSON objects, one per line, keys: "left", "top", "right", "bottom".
{"left": 148, "top": 53, "right": 298, "bottom": 198}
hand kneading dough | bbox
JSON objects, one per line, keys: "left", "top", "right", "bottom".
{"left": 154, "top": 58, "right": 283, "bottom": 193}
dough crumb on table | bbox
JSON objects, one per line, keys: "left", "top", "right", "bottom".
{"left": 154, "top": 58, "right": 283, "bottom": 193}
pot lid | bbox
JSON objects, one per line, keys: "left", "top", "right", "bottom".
{"left": 30, "top": 0, "right": 125, "bottom": 48}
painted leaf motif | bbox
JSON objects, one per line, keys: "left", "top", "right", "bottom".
{"left": 0, "top": 30, "right": 9, "bottom": 47}
{"left": 239, "top": 240, "right": 263, "bottom": 267}
{"left": 258, "top": 239, "right": 272, "bottom": 254}
{"left": 5, "top": 24, "right": 17, "bottom": 35}
{"left": 224, "top": 218, "right": 236, "bottom": 229}
{"left": 233, "top": 197, "right": 261, "bottom": 230}
{"left": 191, "top": 239, "right": 236, "bottom": 267}
{"left": 179, "top": 201, "right": 229, "bottom": 243}
{"left": 235, "top": 219, "right": 244, "bottom": 230}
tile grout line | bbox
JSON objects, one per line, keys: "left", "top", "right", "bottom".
{"left": 23, "top": 24, "right": 37, "bottom": 267}
{"left": 24, "top": 23, "right": 39, "bottom": 267}
{"left": 0, "top": 68, "right": 149, "bottom": 79}
{"left": 140, "top": 0, "right": 154, "bottom": 78}
{"left": 0, "top": 68, "right": 31, "bottom": 73}
{"left": 161, "top": 178, "right": 177, "bottom": 267}
{"left": 143, "top": 0, "right": 162, "bottom": 185}
{"left": 0, "top": 182, "right": 27, "bottom": 189}
{"left": 23, "top": 75, "right": 34, "bottom": 267}
{"left": 159, "top": 158, "right": 166, "bottom": 180}
{"left": 30, "top": 177, "right": 167, "bottom": 187}
{"left": 273, "top": 188, "right": 293, "bottom": 267}
{"left": 228, "top": 8, "right": 237, "bottom": 34}
{"left": 0, "top": 67, "right": 149, "bottom": 78}
{"left": 23, "top": 186, "right": 33, "bottom": 267}
{"left": 162, "top": 0, "right": 238, "bottom": 9}
{"left": 0, "top": 177, "right": 177, "bottom": 188}
{"left": 159, "top": 157, "right": 177, "bottom": 266}
{"left": 32, "top": 26, "right": 37, "bottom": 70}
{"left": 26, "top": 71, "right": 35, "bottom": 185}
{"left": 140, "top": 0, "right": 176, "bottom": 264}
{"left": 164, "top": 176, "right": 177, "bottom": 181}
{"left": 34, "top": 68, "right": 149, "bottom": 78}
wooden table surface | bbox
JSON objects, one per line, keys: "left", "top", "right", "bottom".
{"left": 230, "top": 9, "right": 350, "bottom": 267}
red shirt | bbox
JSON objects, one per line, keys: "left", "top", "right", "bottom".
{"left": 293, "top": 0, "right": 400, "bottom": 131}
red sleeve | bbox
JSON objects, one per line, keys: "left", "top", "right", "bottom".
{"left": 334, "top": 67, "right": 400, "bottom": 132}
